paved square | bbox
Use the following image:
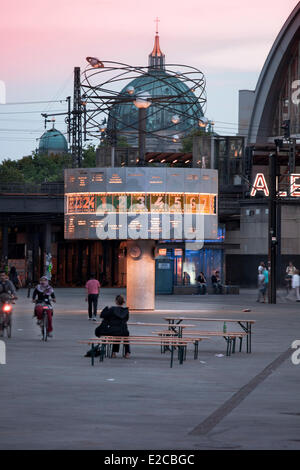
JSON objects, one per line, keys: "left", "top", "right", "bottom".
{"left": 0, "top": 288, "right": 299, "bottom": 450}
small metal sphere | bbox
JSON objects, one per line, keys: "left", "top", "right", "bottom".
{"left": 126, "top": 86, "right": 135, "bottom": 95}
{"left": 133, "top": 91, "right": 151, "bottom": 109}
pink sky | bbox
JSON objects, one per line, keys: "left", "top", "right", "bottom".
{"left": 0, "top": 0, "right": 299, "bottom": 158}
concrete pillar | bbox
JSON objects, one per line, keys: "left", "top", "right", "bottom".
{"left": 126, "top": 240, "right": 155, "bottom": 311}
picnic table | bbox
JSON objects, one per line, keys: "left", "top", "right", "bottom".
{"left": 94, "top": 321, "right": 195, "bottom": 337}
{"left": 128, "top": 322, "right": 195, "bottom": 337}
{"left": 80, "top": 335, "right": 206, "bottom": 368}
{"left": 164, "top": 317, "right": 256, "bottom": 353}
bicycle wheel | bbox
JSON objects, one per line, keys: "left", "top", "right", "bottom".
{"left": 0, "top": 314, "right": 4, "bottom": 337}
{"left": 6, "top": 316, "right": 11, "bottom": 338}
{"left": 42, "top": 312, "right": 48, "bottom": 341}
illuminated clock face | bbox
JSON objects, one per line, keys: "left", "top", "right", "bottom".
{"left": 129, "top": 245, "right": 142, "bottom": 259}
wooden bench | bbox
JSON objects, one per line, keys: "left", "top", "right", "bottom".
{"left": 154, "top": 330, "right": 248, "bottom": 356}
{"left": 79, "top": 335, "right": 206, "bottom": 368}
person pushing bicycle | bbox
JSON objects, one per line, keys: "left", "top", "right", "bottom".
{"left": 32, "top": 276, "right": 56, "bottom": 337}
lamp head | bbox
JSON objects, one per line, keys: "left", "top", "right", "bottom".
{"left": 171, "top": 115, "right": 180, "bottom": 125}
{"left": 126, "top": 86, "right": 135, "bottom": 95}
{"left": 133, "top": 91, "right": 151, "bottom": 109}
{"left": 86, "top": 57, "right": 104, "bottom": 68}
{"left": 198, "top": 117, "right": 208, "bottom": 128}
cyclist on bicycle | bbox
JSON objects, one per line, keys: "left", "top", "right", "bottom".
{"left": 32, "top": 276, "right": 56, "bottom": 337}
{"left": 0, "top": 270, "right": 17, "bottom": 300}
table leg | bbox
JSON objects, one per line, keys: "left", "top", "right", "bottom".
{"left": 91, "top": 343, "right": 95, "bottom": 366}
{"left": 170, "top": 345, "right": 174, "bottom": 368}
{"left": 238, "top": 321, "right": 250, "bottom": 353}
{"left": 249, "top": 323, "right": 252, "bottom": 353}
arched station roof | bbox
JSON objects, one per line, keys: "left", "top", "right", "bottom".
{"left": 248, "top": 2, "right": 300, "bottom": 143}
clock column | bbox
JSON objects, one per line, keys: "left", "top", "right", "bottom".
{"left": 126, "top": 240, "right": 155, "bottom": 310}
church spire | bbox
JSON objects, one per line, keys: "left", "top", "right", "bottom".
{"left": 148, "top": 17, "right": 165, "bottom": 70}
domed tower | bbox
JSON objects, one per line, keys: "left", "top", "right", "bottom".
{"left": 107, "top": 30, "right": 203, "bottom": 152}
{"left": 38, "top": 126, "right": 68, "bottom": 156}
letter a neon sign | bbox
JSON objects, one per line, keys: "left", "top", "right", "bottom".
{"left": 250, "top": 173, "right": 270, "bottom": 197}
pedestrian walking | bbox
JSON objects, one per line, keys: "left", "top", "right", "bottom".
{"left": 258, "top": 261, "right": 265, "bottom": 274}
{"left": 9, "top": 266, "right": 22, "bottom": 290}
{"left": 292, "top": 269, "right": 300, "bottom": 302}
{"left": 257, "top": 270, "right": 266, "bottom": 303}
{"left": 262, "top": 267, "right": 269, "bottom": 303}
{"left": 85, "top": 273, "right": 100, "bottom": 321}
{"left": 285, "top": 261, "right": 297, "bottom": 294}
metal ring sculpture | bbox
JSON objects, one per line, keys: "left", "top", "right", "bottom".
{"left": 81, "top": 61, "right": 207, "bottom": 146}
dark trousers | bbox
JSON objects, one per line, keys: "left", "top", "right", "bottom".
{"left": 88, "top": 294, "right": 98, "bottom": 318}
{"left": 112, "top": 331, "right": 130, "bottom": 354}
{"left": 213, "top": 282, "right": 222, "bottom": 294}
{"left": 112, "top": 343, "right": 131, "bottom": 354}
{"left": 197, "top": 283, "right": 207, "bottom": 295}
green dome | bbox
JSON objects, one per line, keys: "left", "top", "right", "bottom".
{"left": 108, "top": 69, "right": 203, "bottom": 138}
{"left": 39, "top": 128, "right": 68, "bottom": 155}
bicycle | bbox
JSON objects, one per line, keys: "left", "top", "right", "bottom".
{"left": 34, "top": 302, "right": 53, "bottom": 341}
{"left": 0, "top": 303, "right": 12, "bottom": 338}
{"left": 0, "top": 294, "right": 14, "bottom": 338}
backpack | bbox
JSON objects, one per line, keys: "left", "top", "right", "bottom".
{"left": 84, "top": 345, "right": 101, "bottom": 357}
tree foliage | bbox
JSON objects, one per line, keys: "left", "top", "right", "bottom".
{"left": 180, "top": 128, "right": 213, "bottom": 153}
{"left": 0, "top": 146, "right": 97, "bottom": 183}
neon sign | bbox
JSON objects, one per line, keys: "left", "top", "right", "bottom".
{"left": 250, "top": 174, "right": 269, "bottom": 197}
{"left": 251, "top": 173, "right": 300, "bottom": 198}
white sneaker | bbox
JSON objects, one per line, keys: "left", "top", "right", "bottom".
{"left": 92, "top": 317, "right": 97, "bottom": 321}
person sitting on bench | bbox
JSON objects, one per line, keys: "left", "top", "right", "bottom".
{"left": 211, "top": 271, "right": 222, "bottom": 294}
{"left": 95, "top": 294, "right": 130, "bottom": 358}
{"left": 196, "top": 272, "right": 207, "bottom": 295}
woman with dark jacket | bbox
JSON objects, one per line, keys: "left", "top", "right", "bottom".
{"left": 95, "top": 295, "right": 130, "bottom": 358}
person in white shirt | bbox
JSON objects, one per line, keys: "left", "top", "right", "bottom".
{"left": 258, "top": 262, "right": 265, "bottom": 274}
{"left": 292, "top": 270, "right": 300, "bottom": 302}
{"left": 257, "top": 271, "right": 266, "bottom": 303}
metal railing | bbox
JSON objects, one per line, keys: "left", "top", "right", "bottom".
{"left": 0, "top": 182, "right": 64, "bottom": 195}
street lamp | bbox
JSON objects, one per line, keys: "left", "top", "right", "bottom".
{"left": 198, "top": 116, "right": 208, "bottom": 128}
{"left": 133, "top": 91, "right": 151, "bottom": 109}
{"left": 133, "top": 91, "right": 152, "bottom": 165}
{"left": 86, "top": 57, "right": 104, "bottom": 68}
